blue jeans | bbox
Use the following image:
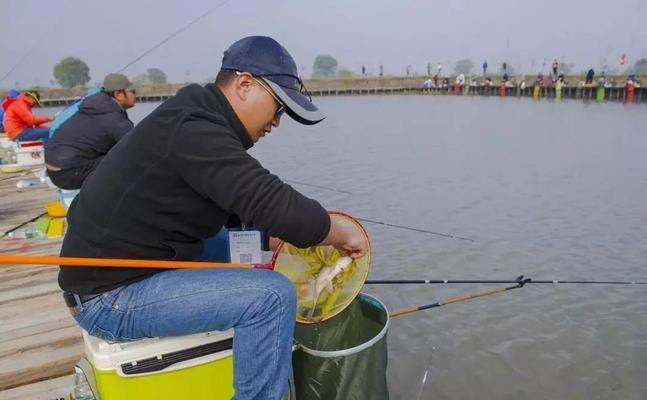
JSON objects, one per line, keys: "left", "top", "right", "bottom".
{"left": 73, "top": 229, "right": 294, "bottom": 400}
{"left": 74, "top": 268, "right": 296, "bottom": 400}
{"left": 17, "top": 127, "right": 50, "bottom": 144}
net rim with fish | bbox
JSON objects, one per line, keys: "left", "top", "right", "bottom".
{"left": 271, "top": 211, "right": 371, "bottom": 324}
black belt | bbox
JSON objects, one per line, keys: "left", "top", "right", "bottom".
{"left": 62, "top": 292, "right": 101, "bottom": 308}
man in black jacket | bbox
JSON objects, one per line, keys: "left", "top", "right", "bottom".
{"left": 45, "top": 73, "right": 136, "bottom": 189}
{"left": 59, "top": 36, "right": 366, "bottom": 399}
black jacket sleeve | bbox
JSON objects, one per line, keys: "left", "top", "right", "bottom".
{"left": 169, "top": 120, "right": 330, "bottom": 248}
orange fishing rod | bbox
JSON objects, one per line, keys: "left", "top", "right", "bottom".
{"left": 0, "top": 254, "right": 261, "bottom": 269}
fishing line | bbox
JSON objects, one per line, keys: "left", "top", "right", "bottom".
{"left": 118, "top": 0, "right": 231, "bottom": 73}
{"left": 415, "top": 339, "right": 435, "bottom": 400}
{"left": 0, "top": 1, "right": 75, "bottom": 85}
{"left": 0, "top": 41, "right": 44, "bottom": 85}
{"left": 284, "top": 179, "right": 354, "bottom": 195}
{"left": 356, "top": 218, "right": 475, "bottom": 242}
{"left": 284, "top": 180, "right": 474, "bottom": 241}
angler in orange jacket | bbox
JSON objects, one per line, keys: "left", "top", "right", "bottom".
{"left": 2, "top": 91, "right": 54, "bottom": 144}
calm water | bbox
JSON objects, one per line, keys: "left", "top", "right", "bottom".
{"left": 46, "top": 95, "right": 647, "bottom": 399}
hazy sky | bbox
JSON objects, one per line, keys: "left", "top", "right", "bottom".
{"left": 1, "top": 0, "right": 645, "bottom": 88}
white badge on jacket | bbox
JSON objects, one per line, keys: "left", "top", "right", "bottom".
{"left": 228, "top": 229, "right": 262, "bottom": 264}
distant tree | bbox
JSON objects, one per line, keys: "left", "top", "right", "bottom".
{"left": 147, "top": 68, "right": 167, "bottom": 84}
{"left": 312, "top": 55, "right": 338, "bottom": 79}
{"left": 633, "top": 58, "right": 647, "bottom": 75}
{"left": 53, "top": 57, "right": 90, "bottom": 88}
{"left": 454, "top": 59, "right": 474, "bottom": 75}
{"left": 132, "top": 73, "right": 149, "bottom": 84}
{"left": 337, "top": 67, "right": 357, "bottom": 79}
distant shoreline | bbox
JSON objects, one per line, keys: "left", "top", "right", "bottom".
{"left": 2, "top": 75, "right": 644, "bottom": 101}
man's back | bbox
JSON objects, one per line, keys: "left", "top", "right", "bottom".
{"left": 45, "top": 92, "right": 133, "bottom": 169}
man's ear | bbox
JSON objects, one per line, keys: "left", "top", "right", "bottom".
{"left": 113, "top": 91, "right": 125, "bottom": 103}
{"left": 234, "top": 73, "right": 254, "bottom": 101}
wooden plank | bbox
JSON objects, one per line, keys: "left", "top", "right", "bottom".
{"left": 0, "top": 265, "right": 57, "bottom": 283}
{"left": 0, "top": 336, "right": 83, "bottom": 381}
{"left": 1, "top": 318, "right": 78, "bottom": 344}
{"left": 0, "top": 374, "right": 74, "bottom": 400}
{"left": 0, "top": 296, "right": 69, "bottom": 332}
{"left": 0, "top": 351, "right": 83, "bottom": 391}
{"left": 0, "top": 168, "right": 80, "bottom": 393}
{"left": 0, "top": 290, "right": 65, "bottom": 318}
{"left": 0, "top": 281, "right": 60, "bottom": 305}
{"left": 0, "top": 271, "right": 57, "bottom": 292}
{"left": 0, "top": 326, "right": 82, "bottom": 359}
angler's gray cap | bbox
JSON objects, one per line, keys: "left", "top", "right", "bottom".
{"left": 102, "top": 73, "right": 135, "bottom": 92}
{"left": 221, "top": 36, "right": 325, "bottom": 125}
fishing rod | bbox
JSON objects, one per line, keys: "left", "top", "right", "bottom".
{"left": 0, "top": 254, "right": 258, "bottom": 269}
{"left": 389, "top": 277, "right": 531, "bottom": 318}
{"left": 387, "top": 274, "right": 647, "bottom": 319}
{"left": 367, "top": 277, "right": 647, "bottom": 285}
{"left": 1, "top": 212, "right": 47, "bottom": 238}
{"left": 118, "top": 0, "right": 231, "bottom": 73}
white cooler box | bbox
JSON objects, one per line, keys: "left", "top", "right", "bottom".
{"left": 13, "top": 140, "right": 44, "bottom": 166}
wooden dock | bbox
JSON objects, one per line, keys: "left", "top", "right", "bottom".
{"left": 0, "top": 169, "right": 77, "bottom": 399}
{"left": 307, "top": 85, "right": 645, "bottom": 102}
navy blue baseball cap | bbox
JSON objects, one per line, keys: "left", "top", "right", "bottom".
{"left": 221, "top": 36, "right": 325, "bottom": 125}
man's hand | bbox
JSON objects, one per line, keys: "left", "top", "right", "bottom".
{"left": 268, "top": 237, "right": 282, "bottom": 251}
{"left": 319, "top": 219, "right": 368, "bottom": 258}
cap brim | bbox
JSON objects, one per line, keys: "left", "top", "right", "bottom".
{"left": 265, "top": 80, "right": 325, "bottom": 125}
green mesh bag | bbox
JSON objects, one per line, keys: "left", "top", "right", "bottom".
{"left": 292, "top": 293, "right": 390, "bottom": 400}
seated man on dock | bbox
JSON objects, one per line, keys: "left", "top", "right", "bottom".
{"left": 45, "top": 73, "right": 136, "bottom": 190}
{"left": 58, "top": 36, "right": 367, "bottom": 400}
{"left": 2, "top": 90, "right": 54, "bottom": 144}
{"left": 0, "top": 89, "right": 20, "bottom": 133}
